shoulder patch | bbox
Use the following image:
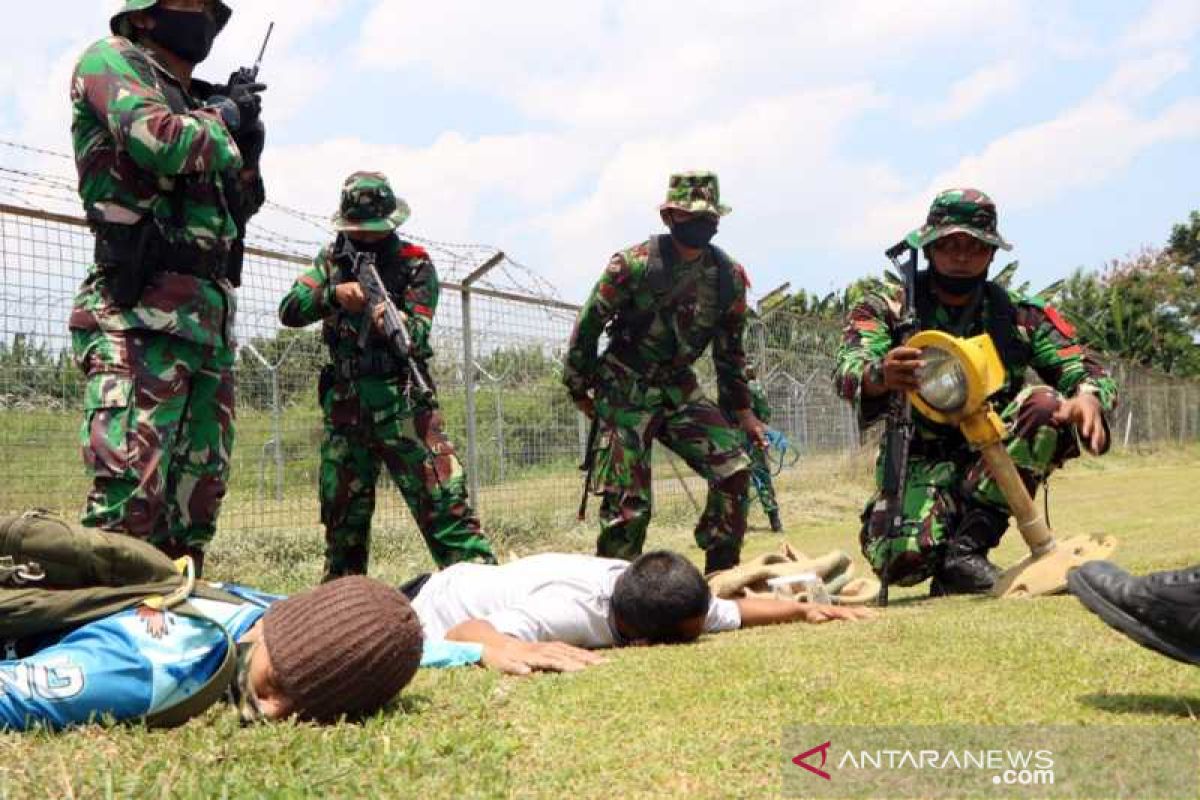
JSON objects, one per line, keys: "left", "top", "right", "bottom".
{"left": 1043, "top": 305, "right": 1077, "bottom": 338}
{"left": 731, "top": 261, "right": 750, "bottom": 289}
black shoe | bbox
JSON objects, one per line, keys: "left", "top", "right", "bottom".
{"left": 930, "top": 555, "right": 1001, "bottom": 596}
{"left": 1068, "top": 561, "right": 1200, "bottom": 666}
{"left": 930, "top": 507, "right": 1007, "bottom": 596}
{"left": 704, "top": 543, "right": 741, "bottom": 574}
{"left": 768, "top": 511, "right": 783, "bottom": 533}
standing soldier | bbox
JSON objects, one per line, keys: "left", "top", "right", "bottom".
{"left": 69, "top": 0, "right": 266, "bottom": 575}
{"left": 744, "top": 366, "right": 783, "bottom": 533}
{"left": 279, "top": 172, "right": 496, "bottom": 581}
{"left": 833, "top": 188, "right": 1119, "bottom": 596}
{"left": 564, "top": 172, "right": 765, "bottom": 574}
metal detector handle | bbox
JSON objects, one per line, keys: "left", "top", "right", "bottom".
{"left": 979, "top": 442, "right": 1055, "bottom": 556}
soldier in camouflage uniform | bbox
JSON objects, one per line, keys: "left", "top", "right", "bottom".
{"left": 564, "top": 172, "right": 765, "bottom": 574}
{"left": 744, "top": 366, "right": 783, "bottom": 532}
{"left": 69, "top": 0, "right": 266, "bottom": 575}
{"left": 833, "top": 188, "right": 1119, "bottom": 595}
{"left": 279, "top": 173, "right": 496, "bottom": 581}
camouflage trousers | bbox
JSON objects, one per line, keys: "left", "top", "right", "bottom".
{"left": 72, "top": 328, "right": 235, "bottom": 563}
{"left": 319, "top": 370, "right": 495, "bottom": 580}
{"left": 593, "top": 376, "right": 750, "bottom": 561}
{"left": 860, "top": 386, "right": 1087, "bottom": 586}
{"left": 747, "top": 440, "right": 779, "bottom": 516}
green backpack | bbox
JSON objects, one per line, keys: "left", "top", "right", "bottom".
{"left": 0, "top": 510, "right": 239, "bottom": 727}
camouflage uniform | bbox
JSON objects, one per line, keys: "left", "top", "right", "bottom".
{"left": 833, "top": 189, "right": 1119, "bottom": 588}
{"left": 69, "top": 2, "right": 262, "bottom": 569}
{"left": 564, "top": 173, "right": 755, "bottom": 569}
{"left": 745, "top": 378, "right": 780, "bottom": 519}
{"left": 279, "top": 173, "right": 495, "bottom": 580}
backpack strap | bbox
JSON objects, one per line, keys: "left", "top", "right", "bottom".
{"left": 984, "top": 282, "right": 1031, "bottom": 366}
{"left": 142, "top": 601, "right": 238, "bottom": 729}
{"left": 710, "top": 244, "right": 737, "bottom": 313}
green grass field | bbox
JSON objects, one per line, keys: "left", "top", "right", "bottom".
{"left": 3, "top": 446, "right": 1198, "bottom": 799}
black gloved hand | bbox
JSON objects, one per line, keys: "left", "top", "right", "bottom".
{"left": 207, "top": 81, "right": 266, "bottom": 132}
{"left": 233, "top": 119, "right": 265, "bottom": 169}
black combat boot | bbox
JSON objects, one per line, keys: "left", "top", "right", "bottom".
{"left": 1068, "top": 561, "right": 1200, "bottom": 666}
{"left": 768, "top": 510, "right": 783, "bottom": 533}
{"left": 929, "top": 507, "right": 1008, "bottom": 596}
{"left": 322, "top": 544, "right": 369, "bottom": 584}
{"left": 704, "top": 541, "right": 741, "bottom": 575}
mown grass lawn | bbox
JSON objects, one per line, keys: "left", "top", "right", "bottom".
{"left": 2, "top": 447, "right": 1198, "bottom": 799}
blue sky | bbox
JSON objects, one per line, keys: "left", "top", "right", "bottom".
{"left": 1, "top": 0, "right": 1197, "bottom": 302}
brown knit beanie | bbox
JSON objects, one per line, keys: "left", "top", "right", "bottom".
{"left": 262, "top": 576, "right": 424, "bottom": 723}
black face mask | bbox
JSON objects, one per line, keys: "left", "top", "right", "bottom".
{"left": 930, "top": 268, "right": 987, "bottom": 297}
{"left": 147, "top": 7, "right": 217, "bottom": 65}
{"left": 669, "top": 216, "right": 719, "bottom": 249}
{"left": 346, "top": 234, "right": 395, "bottom": 255}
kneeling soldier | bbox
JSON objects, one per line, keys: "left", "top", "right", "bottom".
{"left": 834, "top": 188, "right": 1118, "bottom": 595}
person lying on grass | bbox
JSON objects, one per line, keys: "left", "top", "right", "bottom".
{"left": 0, "top": 573, "right": 495, "bottom": 731}
{"left": 0, "top": 511, "right": 489, "bottom": 732}
{"left": 405, "top": 550, "right": 874, "bottom": 674}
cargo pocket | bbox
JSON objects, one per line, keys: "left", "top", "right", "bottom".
{"left": 81, "top": 373, "right": 136, "bottom": 478}
{"left": 320, "top": 368, "right": 361, "bottom": 429}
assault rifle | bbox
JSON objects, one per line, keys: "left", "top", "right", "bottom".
{"left": 336, "top": 238, "right": 434, "bottom": 401}
{"left": 577, "top": 413, "right": 600, "bottom": 521}
{"left": 875, "top": 240, "right": 920, "bottom": 607}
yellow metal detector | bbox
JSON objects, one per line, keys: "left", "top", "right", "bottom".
{"left": 905, "top": 330, "right": 1116, "bottom": 598}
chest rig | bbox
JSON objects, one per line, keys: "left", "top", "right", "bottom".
{"left": 604, "top": 234, "right": 738, "bottom": 382}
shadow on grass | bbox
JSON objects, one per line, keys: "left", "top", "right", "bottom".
{"left": 1079, "top": 693, "right": 1200, "bottom": 719}
{"left": 390, "top": 692, "right": 434, "bottom": 716}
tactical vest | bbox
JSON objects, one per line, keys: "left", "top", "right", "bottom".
{"left": 325, "top": 237, "right": 420, "bottom": 380}
{"left": 90, "top": 43, "right": 244, "bottom": 295}
{"left": 604, "top": 234, "right": 738, "bottom": 378}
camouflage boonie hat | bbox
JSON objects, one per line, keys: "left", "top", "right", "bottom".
{"left": 110, "top": 0, "right": 232, "bottom": 38}
{"left": 906, "top": 187, "right": 1012, "bottom": 251}
{"left": 331, "top": 172, "right": 411, "bottom": 233}
{"left": 659, "top": 171, "right": 731, "bottom": 217}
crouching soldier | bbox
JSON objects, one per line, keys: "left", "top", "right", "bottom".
{"left": 279, "top": 172, "right": 496, "bottom": 581}
{"left": 563, "top": 172, "right": 764, "bottom": 574}
{"left": 833, "top": 188, "right": 1118, "bottom": 595}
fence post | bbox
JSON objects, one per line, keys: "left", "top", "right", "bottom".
{"left": 460, "top": 252, "right": 505, "bottom": 510}
{"left": 1179, "top": 385, "right": 1187, "bottom": 444}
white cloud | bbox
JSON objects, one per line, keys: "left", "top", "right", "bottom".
{"left": 847, "top": 90, "right": 1200, "bottom": 251}
{"left": 357, "top": 0, "right": 1021, "bottom": 134}
{"left": 261, "top": 131, "right": 594, "bottom": 247}
{"left": 1096, "top": 50, "right": 1191, "bottom": 100}
{"left": 925, "top": 59, "right": 1024, "bottom": 124}
{"left": 0, "top": 1, "right": 351, "bottom": 150}
{"left": 1121, "top": 0, "right": 1200, "bottom": 49}
{"left": 530, "top": 85, "right": 900, "bottom": 290}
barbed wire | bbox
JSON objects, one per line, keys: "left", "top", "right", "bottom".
{"left": 0, "top": 137, "right": 567, "bottom": 303}
{"left": 0, "top": 140, "right": 73, "bottom": 161}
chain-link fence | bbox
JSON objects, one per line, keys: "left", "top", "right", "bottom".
{"left": 1, "top": 140, "right": 1197, "bottom": 546}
